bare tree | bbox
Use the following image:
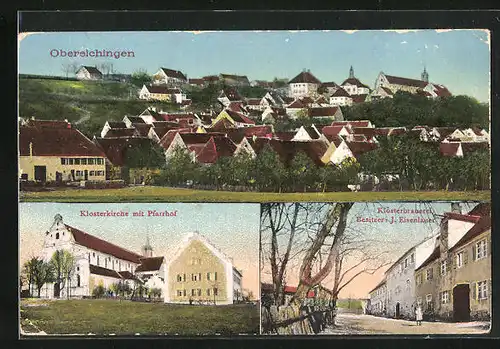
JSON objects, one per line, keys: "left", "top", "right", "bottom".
{"left": 61, "top": 63, "right": 73, "bottom": 78}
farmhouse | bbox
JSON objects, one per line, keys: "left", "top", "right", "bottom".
{"left": 19, "top": 119, "right": 107, "bottom": 182}
{"left": 75, "top": 66, "right": 103, "bottom": 80}
{"left": 152, "top": 67, "right": 188, "bottom": 85}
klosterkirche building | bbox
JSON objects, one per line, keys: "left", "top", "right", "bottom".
{"left": 36, "top": 214, "right": 243, "bottom": 305}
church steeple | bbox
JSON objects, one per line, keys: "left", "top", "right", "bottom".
{"left": 421, "top": 67, "right": 429, "bottom": 83}
{"left": 349, "top": 66, "right": 354, "bottom": 79}
{"left": 142, "top": 233, "right": 153, "bottom": 258}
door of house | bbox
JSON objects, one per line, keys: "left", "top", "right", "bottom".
{"left": 34, "top": 166, "right": 46, "bottom": 182}
{"left": 453, "top": 284, "right": 470, "bottom": 322}
{"left": 54, "top": 283, "right": 60, "bottom": 298}
{"left": 84, "top": 170, "right": 88, "bottom": 180}
{"left": 395, "top": 302, "right": 400, "bottom": 318}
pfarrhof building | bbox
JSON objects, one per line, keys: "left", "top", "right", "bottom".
{"left": 368, "top": 202, "right": 491, "bottom": 322}
{"left": 36, "top": 215, "right": 243, "bottom": 305}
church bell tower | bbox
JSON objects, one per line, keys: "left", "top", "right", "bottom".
{"left": 421, "top": 67, "right": 429, "bottom": 83}
{"left": 142, "top": 234, "right": 153, "bottom": 258}
{"left": 349, "top": 66, "right": 355, "bottom": 79}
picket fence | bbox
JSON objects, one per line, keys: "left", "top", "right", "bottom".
{"left": 261, "top": 304, "right": 336, "bottom": 335}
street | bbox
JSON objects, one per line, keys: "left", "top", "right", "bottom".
{"left": 323, "top": 313, "right": 490, "bottom": 335}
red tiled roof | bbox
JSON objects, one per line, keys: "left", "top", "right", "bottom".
{"left": 284, "top": 286, "right": 315, "bottom": 298}
{"left": 468, "top": 202, "right": 491, "bottom": 217}
{"left": 331, "top": 88, "right": 351, "bottom": 98}
{"left": 352, "top": 127, "right": 376, "bottom": 138}
{"left": 308, "top": 107, "right": 340, "bottom": 118}
{"left": 415, "top": 238, "right": 440, "bottom": 272}
{"left": 189, "top": 78, "right": 205, "bottom": 85}
{"left": 159, "top": 113, "right": 197, "bottom": 122}
{"left": 444, "top": 212, "right": 481, "bottom": 224}
{"left": 289, "top": 71, "right": 321, "bottom": 84}
{"left": 135, "top": 256, "right": 165, "bottom": 273}
{"left": 452, "top": 215, "right": 491, "bottom": 251}
{"left": 224, "top": 109, "right": 256, "bottom": 124}
{"left": 384, "top": 74, "right": 428, "bottom": 88}
{"left": 203, "top": 75, "right": 220, "bottom": 82}
{"left": 19, "top": 125, "right": 106, "bottom": 157}
{"left": 66, "top": 224, "right": 143, "bottom": 263}
{"left": 253, "top": 139, "right": 329, "bottom": 166}
{"left": 125, "top": 116, "right": 146, "bottom": 124}
{"left": 434, "top": 127, "right": 458, "bottom": 139}
{"left": 341, "top": 77, "right": 369, "bottom": 88}
{"left": 160, "top": 67, "right": 187, "bottom": 81}
{"left": 431, "top": 84, "right": 452, "bottom": 97}
{"left": 107, "top": 121, "right": 127, "bottom": 128}
{"left": 104, "top": 128, "right": 137, "bottom": 138}
{"left": 439, "top": 142, "right": 461, "bottom": 157}
{"left": 322, "top": 125, "right": 349, "bottom": 137}
{"left": 321, "top": 81, "right": 339, "bottom": 88}
{"left": 227, "top": 101, "right": 248, "bottom": 113}
{"left": 152, "top": 121, "right": 179, "bottom": 128}
{"left": 133, "top": 124, "right": 153, "bottom": 137}
{"left": 300, "top": 96, "right": 315, "bottom": 105}
{"left": 300, "top": 126, "right": 321, "bottom": 140}
{"left": 89, "top": 264, "right": 122, "bottom": 279}
{"left": 226, "top": 126, "right": 273, "bottom": 143}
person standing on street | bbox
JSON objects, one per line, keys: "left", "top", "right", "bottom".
{"left": 415, "top": 304, "right": 423, "bottom": 326}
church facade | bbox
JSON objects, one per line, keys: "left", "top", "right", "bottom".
{"left": 36, "top": 215, "right": 243, "bottom": 304}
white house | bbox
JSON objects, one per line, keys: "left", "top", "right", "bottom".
{"left": 75, "top": 66, "right": 103, "bottom": 80}
{"left": 330, "top": 88, "right": 353, "bottom": 107}
{"left": 288, "top": 70, "right": 322, "bottom": 98}
{"left": 139, "top": 85, "right": 187, "bottom": 103}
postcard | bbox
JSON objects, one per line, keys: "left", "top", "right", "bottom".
{"left": 260, "top": 201, "right": 491, "bottom": 334}
{"left": 17, "top": 29, "right": 490, "bottom": 203}
{"left": 19, "top": 203, "right": 260, "bottom": 336}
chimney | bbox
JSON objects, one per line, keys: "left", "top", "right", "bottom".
{"left": 451, "top": 202, "right": 462, "bottom": 214}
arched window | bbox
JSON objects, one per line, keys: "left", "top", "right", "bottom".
{"left": 77, "top": 275, "right": 81, "bottom": 287}
{"left": 55, "top": 233, "right": 59, "bottom": 239}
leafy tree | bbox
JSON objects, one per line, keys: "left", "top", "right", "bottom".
{"left": 160, "top": 146, "right": 200, "bottom": 186}
{"left": 33, "top": 261, "right": 55, "bottom": 298}
{"left": 287, "top": 151, "right": 318, "bottom": 192}
{"left": 251, "top": 145, "right": 287, "bottom": 192}
{"left": 130, "top": 69, "right": 152, "bottom": 87}
{"left": 92, "top": 285, "right": 106, "bottom": 298}
{"left": 50, "top": 250, "right": 76, "bottom": 299}
{"left": 23, "top": 257, "right": 43, "bottom": 297}
{"left": 230, "top": 152, "right": 255, "bottom": 187}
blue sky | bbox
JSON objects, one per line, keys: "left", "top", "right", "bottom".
{"left": 19, "top": 203, "right": 260, "bottom": 295}
{"left": 18, "top": 30, "right": 490, "bottom": 102}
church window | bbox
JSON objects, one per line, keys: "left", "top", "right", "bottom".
{"left": 214, "top": 272, "right": 217, "bottom": 281}
{"left": 55, "top": 233, "right": 59, "bottom": 239}
{"left": 77, "top": 275, "right": 80, "bottom": 287}
{"left": 97, "top": 255, "right": 100, "bottom": 266}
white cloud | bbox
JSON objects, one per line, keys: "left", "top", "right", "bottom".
{"left": 400, "top": 41, "right": 408, "bottom": 44}
{"left": 434, "top": 44, "right": 439, "bottom": 49}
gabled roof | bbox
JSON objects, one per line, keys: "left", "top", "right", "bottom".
{"left": 125, "top": 116, "right": 146, "bottom": 124}
{"left": 368, "top": 278, "right": 387, "bottom": 295}
{"left": 19, "top": 125, "right": 106, "bottom": 157}
{"left": 444, "top": 212, "right": 481, "bottom": 224}
{"left": 103, "top": 128, "right": 137, "bottom": 138}
{"left": 188, "top": 78, "right": 205, "bottom": 85}
{"left": 429, "top": 84, "right": 452, "bottom": 97}
{"left": 220, "top": 88, "right": 243, "bottom": 101}
{"left": 210, "top": 117, "right": 236, "bottom": 131}
{"left": 224, "top": 109, "right": 256, "bottom": 124}
{"left": 274, "top": 132, "right": 296, "bottom": 141}
{"left": 66, "top": 224, "right": 143, "bottom": 263}
{"left": 439, "top": 142, "right": 461, "bottom": 157}
{"left": 107, "top": 121, "right": 127, "bottom": 128}
{"left": 226, "top": 101, "right": 248, "bottom": 113}
{"left": 133, "top": 124, "right": 153, "bottom": 137}
{"left": 346, "top": 141, "right": 379, "bottom": 157}
{"left": 289, "top": 71, "right": 321, "bottom": 84}
{"left": 135, "top": 256, "right": 165, "bottom": 273}
{"left": 89, "top": 264, "right": 123, "bottom": 279}
{"left": 225, "top": 125, "right": 274, "bottom": 143}
{"left": 381, "top": 87, "right": 394, "bottom": 95}
{"left": 79, "top": 66, "right": 102, "bottom": 75}
{"left": 322, "top": 125, "right": 350, "bottom": 137}
{"left": 286, "top": 99, "right": 306, "bottom": 109}
{"left": 341, "top": 77, "right": 369, "bottom": 88}
{"left": 383, "top": 74, "right": 428, "bottom": 88}
{"left": 315, "top": 96, "right": 328, "bottom": 104}
{"left": 452, "top": 214, "right": 491, "bottom": 252}
{"left": 352, "top": 127, "right": 376, "bottom": 138}
{"left": 202, "top": 75, "right": 220, "bottom": 82}
{"left": 299, "top": 126, "right": 321, "bottom": 140}
{"left": 158, "top": 112, "right": 197, "bottom": 122}
{"left": 160, "top": 67, "right": 187, "bottom": 81}
{"left": 321, "top": 81, "right": 339, "bottom": 88}
{"left": 331, "top": 88, "right": 351, "bottom": 98}
{"left": 252, "top": 139, "right": 329, "bottom": 166}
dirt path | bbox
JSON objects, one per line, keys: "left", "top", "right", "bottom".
{"left": 323, "top": 313, "right": 490, "bottom": 335}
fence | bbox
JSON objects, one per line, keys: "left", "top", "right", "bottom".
{"left": 261, "top": 304, "right": 336, "bottom": 335}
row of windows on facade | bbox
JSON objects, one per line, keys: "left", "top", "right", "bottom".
{"left": 71, "top": 170, "right": 105, "bottom": 177}
{"left": 87, "top": 251, "right": 133, "bottom": 272}
{"left": 176, "top": 288, "right": 219, "bottom": 297}
{"left": 417, "top": 239, "right": 488, "bottom": 285}
{"left": 176, "top": 272, "right": 217, "bottom": 282}
{"left": 417, "top": 280, "right": 489, "bottom": 311}
{"left": 60, "top": 157, "right": 105, "bottom": 165}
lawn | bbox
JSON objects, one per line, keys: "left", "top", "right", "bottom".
{"left": 20, "top": 299, "right": 260, "bottom": 335}
{"left": 19, "top": 186, "right": 491, "bottom": 203}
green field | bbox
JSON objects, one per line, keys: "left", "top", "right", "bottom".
{"left": 19, "top": 186, "right": 490, "bottom": 203}
{"left": 20, "top": 299, "right": 259, "bottom": 335}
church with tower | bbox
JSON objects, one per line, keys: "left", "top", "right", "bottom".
{"left": 339, "top": 66, "right": 371, "bottom": 96}
{"left": 36, "top": 214, "right": 242, "bottom": 304}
